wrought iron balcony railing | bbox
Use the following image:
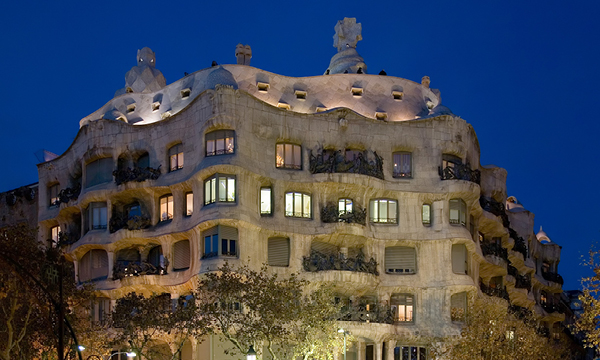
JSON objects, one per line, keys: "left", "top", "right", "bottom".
{"left": 337, "top": 304, "right": 395, "bottom": 324}
{"left": 113, "top": 166, "right": 161, "bottom": 186}
{"left": 303, "top": 250, "right": 379, "bottom": 276}
{"left": 438, "top": 162, "right": 480, "bottom": 184}
{"left": 481, "top": 242, "right": 508, "bottom": 261}
{"left": 480, "top": 281, "right": 510, "bottom": 301}
{"left": 109, "top": 213, "right": 151, "bottom": 233}
{"left": 479, "top": 196, "right": 510, "bottom": 227}
{"left": 112, "top": 260, "right": 168, "bottom": 280}
{"left": 309, "top": 148, "right": 384, "bottom": 180}
{"left": 320, "top": 203, "right": 366, "bottom": 225}
{"left": 541, "top": 271, "right": 564, "bottom": 285}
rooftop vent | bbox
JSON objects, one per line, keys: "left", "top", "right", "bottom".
{"left": 181, "top": 88, "right": 191, "bottom": 99}
{"left": 151, "top": 101, "right": 160, "bottom": 112}
{"left": 295, "top": 90, "right": 307, "bottom": 100}
{"left": 375, "top": 112, "right": 388, "bottom": 121}
{"left": 316, "top": 106, "right": 327, "bottom": 113}
{"left": 257, "top": 82, "right": 270, "bottom": 92}
{"left": 392, "top": 91, "right": 404, "bottom": 101}
{"left": 127, "top": 104, "right": 136, "bottom": 113}
{"left": 277, "top": 102, "right": 291, "bottom": 110}
{"left": 351, "top": 87, "right": 363, "bottom": 97}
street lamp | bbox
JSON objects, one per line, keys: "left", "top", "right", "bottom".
{"left": 338, "top": 328, "right": 349, "bottom": 360}
{"left": 247, "top": 345, "right": 257, "bottom": 360}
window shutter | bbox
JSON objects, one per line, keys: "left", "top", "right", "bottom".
{"left": 173, "top": 240, "right": 190, "bottom": 270}
{"left": 268, "top": 237, "right": 290, "bottom": 267}
{"left": 452, "top": 244, "right": 467, "bottom": 274}
{"left": 220, "top": 225, "right": 238, "bottom": 240}
{"left": 385, "top": 246, "right": 416, "bottom": 273}
{"left": 203, "top": 226, "right": 218, "bottom": 238}
{"left": 451, "top": 292, "right": 467, "bottom": 310}
{"left": 90, "top": 250, "right": 108, "bottom": 280}
{"left": 79, "top": 252, "right": 91, "bottom": 282}
{"left": 311, "top": 241, "right": 339, "bottom": 256}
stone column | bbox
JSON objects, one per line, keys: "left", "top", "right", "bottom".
{"left": 107, "top": 251, "right": 114, "bottom": 279}
{"left": 386, "top": 340, "right": 396, "bottom": 360}
{"left": 357, "top": 341, "right": 365, "bottom": 360}
{"left": 374, "top": 342, "right": 383, "bottom": 360}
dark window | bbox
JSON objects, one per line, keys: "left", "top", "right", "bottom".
{"left": 393, "top": 152, "right": 412, "bottom": 178}
{"left": 86, "top": 158, "right": 113, "bottom": 187}
{"left": 48, "top": 184, "right": 60, "bottom": 207}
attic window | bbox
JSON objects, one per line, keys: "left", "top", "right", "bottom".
{"left": 351, "top": 87, "right": 363, "bottom": 97}
{"left": 295, "top": 90, "right": 307, "bottom": 100}
{"left": 151, "top": 102, "right": 160, "bottom": 112}
{"left": 126, "top": 104, "right": 136, "bottom": 113}
{"left": 375, "top": 112, "right": 388, "bottom": 121}
{"left": 257, "top": 82, "right": 270, "bottom": 92}
{"left": 316, "top": 107, "right": 327, "bottom": 113}
{"left": 161, "top": 112, "right": 172, "bottom": 119}
{"left": 277, "top": 103, "right": 291, "bottom": 110}
{"left": 181, "top": 88, "right": 191, "bottom": 99}
{"left": 392, "top": 91, "right": 404, "bottom": 101}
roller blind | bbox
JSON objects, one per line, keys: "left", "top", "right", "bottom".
{"left": 220, "top": 225, "right": 238, "bottom": 241}
{"left": 385, "top": 246, "right": 416, "bottom": 274}
{"left": 173, "top": 240, "right": 190, "bottom": 270}
{"left": 311, "top": 241, "right": 339, "bottom": 256}
{"left": 80, "top": 249, "right": 108, "bottom": 282}
{"left": 268, "top": 237, "right": 290, "bottom": 267}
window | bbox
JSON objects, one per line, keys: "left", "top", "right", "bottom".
{"left": 451, "top": 292, "right": 467, "bottom": 322}
{"left": 168, "top": 143, "right": 184, "bottom": 172}
{"left": 79, "top": 249, "right": 109, "bottom": 282}
{"left": 260, "top": 187, "right": 272, "bottom": 215}
{"left": 173, "top": 240, "right": 191, "bottom": 271}
{"left": 442, "top": 154, "right": 462, "bottom": 169}
{"left": 422, "top": 204, "right": 431, "bottom": 226}
{"left": 186, "top": 192, "right": 193, "bottom": 216}
{"left": 205, "top": 130, "right": 235, "bottom": 156}
{"left": 202, "top": 225, "right": 238, "bottom": 259}
{"left": 148, "top": 245, "right": 164, "bottom": 273}
{"left": 285, "top": 192, "right": 311, "bottom": 218}
{"left": 48, "top": 184, "right": 60, "bottom": 207}
{"left": 393, "top": 152, "right": 412, "bottom": 178}
{"left": 204, "top": 174, "right": 236, "bottom": 205}
{"left": 395, "top": 347, "right": 427, "bottom": 360}
{"left": 49, "top": 225, "right": 60, "bottom": 247}
{"left": 276, "top": 143, "right": 302, "bottom": 169}
{"left": 391, "top": 294, "right": 414, "bottom": 322}
{"left": 385, "top": 246, "right": 416, "bottom": 274}
{"left": 338, "top": 198, "right": 353, "bottom": 218}
{"left": 85, "top": 202, "right": 107, "bottom": 232}
{"left": 127, "top": 202, "right": 141, "bottom": 219}
{"left": 369, "top": 199, "right": 398, "bottom": 224}
{"left": 449, "top": 198, "right": 467, "bottom": 226}
{"left": 268, "top": 237, "right": 290, "bottom": 267}
{"left": 452, "top": 244, "right": 468, "bottom": 274}
{"left": 137, "top": 152, "right": 149, "bottom": 168}
{"left": 85, "top": 158, "right": 113, "bottom": 187}
{"left": 160, "top": 195, "right": 173, "bottom": 221}
{"left": 91, "top": 297, "right": 111, "bottom": 326}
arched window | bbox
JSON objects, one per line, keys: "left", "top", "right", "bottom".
{"left": 205, "top": 130, "right": 235, "bottom": 156}
{"left": 168, "top": 144, "right": 184, "bottom": 172}
{"left": 79, "top": 249, "right": 108, "bottom": 282}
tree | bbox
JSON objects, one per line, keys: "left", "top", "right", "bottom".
{"left": 433, "top": 295, "right": 570, "bottom": 360}
{"left": 195, "top": 262, "right": 342, "bottom": 360}
{"left": 573, "top": 247, "right": 600, "bottom": 350}
{"left": 0, "top": 224, "right": 89, "bottom": 360}
{"left": 110, "top": 292, "right": 202, "bottom": 360}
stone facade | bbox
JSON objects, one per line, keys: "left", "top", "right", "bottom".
{"left": 27, "top": 18, "right": 569, "bottom": 360}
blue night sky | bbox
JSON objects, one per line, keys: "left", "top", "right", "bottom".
{"left": 0, "top": 1, "right": 598, "bottom": 290}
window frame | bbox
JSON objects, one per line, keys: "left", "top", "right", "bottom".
{"left": 392, "top": 151, "right": 413, "bottom": 178}
{"left": 276, "top": 143, "right": 302, "bottom": 170}
{"left": 268, "top": 237, "right": 290, "bottom": 267}
{"left": 202, "top": 226, "right": 238, "bottom": 259}
{"left": 49, "top": 225, "right": 60, "bottom": 247}
{"left": 185, "top": 192, "right": 193, "bottom": 216}
{"left": 385, "top": 246, "right": 417, "bottom": 274}
{"left": 168, "top": 143, "right": 184, "bottom": 172}
{"left": 204, "top": 174, "right": 236, "bottom": 206}
{"left": 85, "top": 157, "right": 114, "bottom": 188}
{"left": 205, "top": 130, "right": 235, "bottom": 157}
{"left": 338, "top": 198, "right": 353, "bottom": 218}
{"left": 449, "top": 198, "right": 467, "bottom": 227}
{"left": 284, "top": 191, "right": 312, "bottom": 219}
{"left": 48, "top": 183, "right": 60, "bottom": 208}
{"left": 369, "top": 198, "right": 398, "bottom": 224}
{"left": 422, "top": 203, "right": 431, "bottom": 226}
{"left": 260, "top": 187, "right": 273, "bottom": 216}
{"left": 86, "top": 202, "right": 107, "bottom": 232}
{"left": 391, "top": 294, "right": 415, "bottom": 323}
{"left": 159, "top": 194, "right": 174, "bottom": 222}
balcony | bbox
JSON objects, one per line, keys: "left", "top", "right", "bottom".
{"left": 480, "top": 281, "right": 510, "bottom": 301}
{"left": 479, "top": 196, "right": 509, "bottom": 227}
{"left": 438, "top": 162, "right": 480, "bottom": 184}
{"left": 320, "top": 203, "right": 366, "bottom": 225}
{"left": 508, "top": 264, "right": 531, "bottom": 290}
{"left": 541, "top": 302, "right": 562, "bottom": 314}
{"left": 541, "top": 271, "right": 564, "bottom": 285}
{"left": 508, "top": 228, "right": 528, "bottom": 259}
{"left": 481, "top": 242, "right": 508, "bottom": 261}
{"left": 109, "top": 213, "right": 151, "bottom": 233}
{"left": 112, "top": 260, "right": 168, "bottom": 280}
{"left": 113, "top": 166, "right": 161, "bottom": 186}
{"left": 58, "top": 231, "right": 80, "bottom": 246}
{"left": 303, "top": 250, "right": 379, "bottom": 276}
{"left": 309, "top": 148, "right": 384, "bottom": 180}
{"left": 337, "top": 303, "right": 394, "bottom": 324}
{"left": 56, "top": 183, "right": 82, "bottom": 205}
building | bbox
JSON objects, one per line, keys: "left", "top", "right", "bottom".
{"left": 4, "top": 17, "right": 570, "bottom": 359}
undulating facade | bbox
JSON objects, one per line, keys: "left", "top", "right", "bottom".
{"left": 2, "top": 17, "right": 571, "bottom": 360}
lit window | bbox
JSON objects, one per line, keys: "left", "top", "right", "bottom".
{"left": 204, "top": 174, "right": 236, "bottom": 205}
{"left": 48, "top": 184, "right": 60, "bottom": 207}
{"left": 391, "top": 294, "right": 414, "bottom": 322}
{"left": 442, "top": 154, "right": 462, "bottom": 169}
{"left": 260, "top": 187, "right": 272, "bottom": 215}
{"left": 85, "top": 158, "right": 113, "bottom": 187}
{"left": 85, "top": 202, "right": 107, "bottom": 232}
{"left": 422, "top": 204, "right": 431, "bottom": 225}
{"left": 285, "top": 192, "right": 311, "bottom": 218}
{"left": 338, "top": 198, "right": 353, "bottom": 219}
{"left": 449, "top": 198, "right": 467, "bottom": 226}
{"left": 205, "top": 130, "right": 235, "bottom": 157}
{"left": 160, "top": 195, "right": 174, "bottom": 221}
{"left": 369, "top": 199, "right": 398, "bottom": 224}
{"left": 385, "top": 246, "right": 416, "bottom": 274}
{"left": 276, "top": 143, "right": 302, "bottom": 169}
{"left": 393, "top": 152, "right": 412, "bottom": 178}
{"left": 50, "top": 226, "right": 60, "bottom": 247}
{"left": 168, "top": 144, "right": 184, "bottom": 172}
{"left": 202, "top": 226, "right": 238, "bottom": 258}
{"left": 186, "top": 192, "right": 193, "bottom": 216}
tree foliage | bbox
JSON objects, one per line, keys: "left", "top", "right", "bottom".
{"left": 195, "top": 262, "right": 342, "bottom": 360}
{"left": 573, "top": 247, "right": 600, "bottom": 350}
{"left": 0, "top": 224, "right": 89, "bottom": 360}
{"left": 433, "top": 295, "right": 570, "bottom": 360}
